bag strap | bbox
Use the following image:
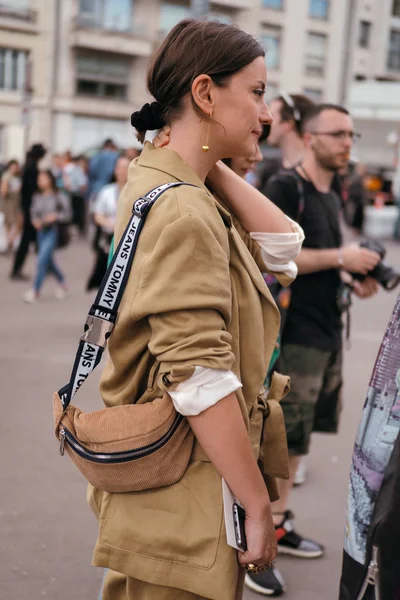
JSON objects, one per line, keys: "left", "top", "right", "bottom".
{"left": 59, "top": 182, "right": 196, "bottom": 410}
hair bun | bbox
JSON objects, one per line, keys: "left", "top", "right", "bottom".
{"left": 131, "top": 102, "right": 166, "bottom": 133}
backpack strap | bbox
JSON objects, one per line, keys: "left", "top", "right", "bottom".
{"left": 59, "top": 182, "right": 196, "bottom": 410}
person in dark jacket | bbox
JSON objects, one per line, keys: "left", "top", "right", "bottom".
{"left": 10, "top": 143, "right": 46, "bottom": 281}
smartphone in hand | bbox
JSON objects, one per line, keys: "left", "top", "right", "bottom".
{"left": 233, "top": 502, "right": 247, "bottom": 552}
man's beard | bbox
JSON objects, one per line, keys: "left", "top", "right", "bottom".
{"left": 316, "top": 153, "right": 344, "bottom": 173}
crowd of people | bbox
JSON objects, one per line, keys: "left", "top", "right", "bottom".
{"left": 0, "top": 139, "right": 139, "bottom": 303}
{"left": 2, "top": 18, "right": 400, "bottom": 600}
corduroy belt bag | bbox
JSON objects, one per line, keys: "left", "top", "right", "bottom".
{"left": 53, "top": 183, "right": 196, "bottom": 493}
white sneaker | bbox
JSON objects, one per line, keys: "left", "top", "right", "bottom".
{"left": 22, "top": 289, "right": 37, "bottom": 304}
{"left": 54, "top": 286, "right": 68, "bottom": 300}
{"left": 294, "top": 457, "right": 307, "bottom": 486}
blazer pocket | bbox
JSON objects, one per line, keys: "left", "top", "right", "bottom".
{"left": 99, "top": 460, "right": 223, "bottom": 570}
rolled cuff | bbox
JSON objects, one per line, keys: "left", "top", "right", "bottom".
{"left": 250, "top": 217, "right": 304, "bottom": 278}
{"left": 168, "top": 367, "right": 242, "bottom": 417}
{"left": 263, "top": 258, "right": 298, "bottom": 279}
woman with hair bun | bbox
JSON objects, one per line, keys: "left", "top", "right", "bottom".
{"left": 89, "top": 18, "right": 304, "bottom": 600}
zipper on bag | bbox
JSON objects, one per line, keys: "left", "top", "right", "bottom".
{"left": 59, "top": 428, "right": 66, "bottom": 456}
{"left": 356, "top": 546, "right": 381, "bottom": 600}
{"left": 58, "top": 413, "right": 184, "bottom": 464}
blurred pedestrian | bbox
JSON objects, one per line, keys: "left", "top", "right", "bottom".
{"left": 0, "top": 159, "right": 22, "bottom": 253}
{"left": 86, "top": 154, "right": 129, "bottom": 291}
{"left": 23, "top": 169, "right": 70, "bottom": 303}
{"left": 259, "top": 104, "right": 381, "bottom": 593}
{"left": 258, "top": 94, "right": 314, "bottom": 191}
{"left": 124, "top": 147, "right": 141, "bottom": 161}
{"left": 87, "top": 138, "right": 118, "bottom": 203}
{"left": 63, "top": 154, "right": 88, "bottom": 236}
{"left": 10, "top": 143, "right": 46, "bottom": 281}
{"left": 222, "top": 146, "right": 263, "bottom": 179}
{"left": 51, "top": 153, "right": 65, "bottom": 190}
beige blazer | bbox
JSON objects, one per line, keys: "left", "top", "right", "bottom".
{"left": 89, "top": 142, "right": 292, "bottom": 600}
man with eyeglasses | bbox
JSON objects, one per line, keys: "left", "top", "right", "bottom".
{"left": 247, "top": 104, "right": 381, "bottom": 597}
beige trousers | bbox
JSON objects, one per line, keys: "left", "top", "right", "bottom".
{"left": 102, "top": 569, "right": 245, "bottom": 600}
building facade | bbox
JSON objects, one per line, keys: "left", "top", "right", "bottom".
{"left": 1, "top": 0, "right": 400, "bottom": 166}
{"left": 346, "top": 0, "right": 400, "bottom": 168}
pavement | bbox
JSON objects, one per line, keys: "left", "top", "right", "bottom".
{"left": 1, "top": 237, "right": 399, "bottom": 600}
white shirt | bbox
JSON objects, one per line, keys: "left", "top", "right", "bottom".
{"left": 93, "top": 183, "right": 119, "bottom": 233}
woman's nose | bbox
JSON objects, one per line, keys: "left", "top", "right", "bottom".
{"left": 260, "top": 102, "right": 273, "bottom": 125}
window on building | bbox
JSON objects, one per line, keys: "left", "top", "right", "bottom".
{"left": 388, "top": 29, "right": 400, "bottom": 70}
{"left": 262, "top": 0, "right": 283, "bottom": 8}
{"left": 0, "top": 48, "right": 28, "bottom": 92}
{"left": 303, "top": 87, "right": 323, "bottom": 102}
{"left": 359, "top": 21, "right": 371, "bottom": 48}
{"left": 392, "top": 0, "right": 400, "bottom": 17}
{"left": 159, "top": 2, "right": 190, "bottom": 34}
{"left": 78, "top": 0, "right": 132, "bottom": 32}
{"left": 76, "top": 53, "right": 130, "bottom": 99}
{"left": 305, "top": 32, "right": 327, "bottom": 77}
{"left": 309, "top": 0, "right": 329, "bottom": 19}
{"left": 260, "top": 28, "right": 281, "bottom": 70}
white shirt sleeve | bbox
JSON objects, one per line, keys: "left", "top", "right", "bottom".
{"left": 168, "top": 367, "right": 242, "bottom": 416}
{"left": 93, "top": 187, "right": 110, "bottom": 216}
{"left": 250, "top": 217, "right": 304, "bottom": 279}
{"left": 93, "top": 184, "right": 118, "bottom": 217}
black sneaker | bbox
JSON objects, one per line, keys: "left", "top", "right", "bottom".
{"left": 245, "top": 565, "right": 286, "bottom": 596}
{"left": 10, "top": 272, "right": 30, "bottom": 282}
{"left": 275, "top": 510, "right": 324, "bottom": 558}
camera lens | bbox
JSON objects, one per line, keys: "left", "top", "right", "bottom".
{"left": 385, "top": 273, "right": 400, "bottom": 291}
{"left": 372, "top": 262, "right": 400, "bottom": 291}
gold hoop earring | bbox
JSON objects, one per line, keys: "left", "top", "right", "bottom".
{"left": 202, "top": 113, "right": 212, "bottom": 152}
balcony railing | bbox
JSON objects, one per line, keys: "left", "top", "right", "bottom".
{"left": 73, "top": 15, "right": 146, "bottom": 38}
{"left": 0, "top": 3, "right": 37, "bottom": 22}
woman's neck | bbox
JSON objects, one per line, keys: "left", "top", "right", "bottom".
{"left": 165, "top": 118, "right": 218, "bottom": 182}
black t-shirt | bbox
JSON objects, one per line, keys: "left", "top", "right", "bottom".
{"left": 265, "top": 169, "right": 343, "bottom": 352}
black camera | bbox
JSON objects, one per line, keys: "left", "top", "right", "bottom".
{"left": 352, "top": 240, "right": 400, "bottom": 291}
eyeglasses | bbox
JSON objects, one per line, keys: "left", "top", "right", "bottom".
{"left": 309, "top": 130, "right": 361, "bottom": 142}
{"left": 280, "top": 92, "right": 301, "bottom": 125}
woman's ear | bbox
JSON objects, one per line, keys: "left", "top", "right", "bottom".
{"left": 191, "top": 74, "right": 214, "bottom": 115}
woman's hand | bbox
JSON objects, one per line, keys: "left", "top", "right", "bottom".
{"left": 153, "top": 126, "right": 171, "bottom": 149}
{"left": 237, "top": 504, "right": 277, "bottom": 568}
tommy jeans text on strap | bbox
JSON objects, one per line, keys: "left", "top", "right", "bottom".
{"left": 52, "top": 183, "right": 196, "bottom": 493}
